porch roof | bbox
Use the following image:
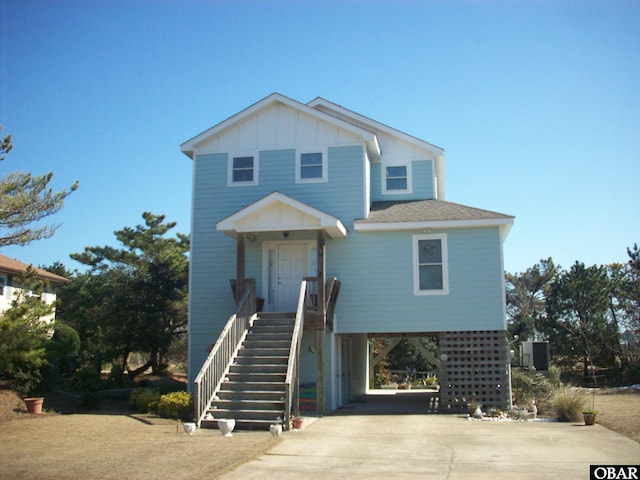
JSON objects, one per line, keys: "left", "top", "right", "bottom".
{"left": 217, "top": 191, "right": 348, "bottom": 239}
{"left": 354, "top": 199, "right": 514, "bottom": 240}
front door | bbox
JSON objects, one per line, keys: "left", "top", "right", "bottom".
{"left": 276, "top": 243, "right": 308, "bottom": 311}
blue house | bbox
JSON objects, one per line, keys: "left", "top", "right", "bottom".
{"left": 181, "top": 93, "right": 514, "bottom": 428}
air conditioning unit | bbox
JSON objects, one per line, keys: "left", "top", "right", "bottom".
{"left": 521, "top": 341, "right": 549, "bottom": 371}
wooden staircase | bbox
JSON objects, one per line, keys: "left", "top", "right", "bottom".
{"left": 201, "top": 312, "right": 296, "bottom": 430}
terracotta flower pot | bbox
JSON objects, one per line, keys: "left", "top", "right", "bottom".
{"left": 292, "top": 417, "right": 304, "bottom": 430}
{"left": 583, "top": 412, "right": 597, "bottom": 426}
{"left": 24, "top": 397, "right": 44, "bottom": 415}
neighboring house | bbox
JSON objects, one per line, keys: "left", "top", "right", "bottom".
{"left": 0, "top": 254, "right": 69, "bottom": 324}
{"left": 181, "top": 93, "right": 515, "bottom": 427}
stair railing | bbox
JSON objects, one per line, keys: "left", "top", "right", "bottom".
{"left": 284, "top": 280, "right": 307, "bottom": 429}
{"left": 193, "top": 280, "right": 256, "bottom": 427}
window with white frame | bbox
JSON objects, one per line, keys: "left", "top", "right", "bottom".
{"left": 229, "top": 155, "right": 257, "bottom": 185}
{"left": 413, "top": 234, "right": 449, "bottom": 295}
{"left": 384, "top": 164, "right": 411, "bottom": 193}
{"left": 296, "top": 151, "right": 326, "bottom": 183}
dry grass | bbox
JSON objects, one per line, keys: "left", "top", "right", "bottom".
{"left": 0, "top": 382, "right": 281, "bottom": 480}
{"left": 0, "top": 386, "right": 638, "bottom": 479}
{"left": 592, "top": 389, "right": 640, "bottom": 444}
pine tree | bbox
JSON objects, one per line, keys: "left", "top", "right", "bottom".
{"left": 0, "top": 125, "right": 78, "bottom": 246}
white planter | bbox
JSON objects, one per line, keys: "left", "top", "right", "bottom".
{"left": 183, "top": 422, "right": 196, "bottom": 435}
{"left": 218, "top": 418, "right": 235, "bottom": 437}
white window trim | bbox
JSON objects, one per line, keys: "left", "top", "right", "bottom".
{"left": 295, "top": 148, "right": 328, "bottom": 183}
{"left": 382, "top": 161, "right": 412, "bottom": 195}
{"left": 227, "top": 152, "right": 259, "bottom": 187}
{"left": 412, "top": 233, "right": 449, "bottom": 295}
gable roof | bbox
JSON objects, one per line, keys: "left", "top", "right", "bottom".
{"left": 354, "top": 199, "right": 514, "bottom": 240}
{"left": 308, "top": 96, "right": 447, "bottom": 199}
{"left": 217, "top": 191, "right": 347, "bottom": 239}
{"left": 0, "top": 254, "right": 70, "bottom": 285}
{"left": 180, "top": 93, "right": 381, "bottom": 161}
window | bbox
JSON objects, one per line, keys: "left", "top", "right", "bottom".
{"left": 383, "top": 164, "right": 411, "bottom": 193}
{"left": 296, "top": 151, "right": 326, "bottom": 183}
{"left": 229, "top": 155, "right": 257, "bottom": 185}
{"left": 413, "top": 234, "right": 448, "bottom": 295}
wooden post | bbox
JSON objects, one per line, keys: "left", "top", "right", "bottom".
{"left": 317, "top": 230, "right": 326, "bottom": 318}
{"left": 316, "top": 330, "right": 325, "bottom": 414}
{"left": 235, "top": 233, "right": 245, "bottom": 304}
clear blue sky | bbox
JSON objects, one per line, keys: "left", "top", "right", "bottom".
{"left": 1, "top": 0, "right": 638, "bottom": 275}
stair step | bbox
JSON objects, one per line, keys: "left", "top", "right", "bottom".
{"left": 211, "top": 399, "right": 284, "bottom": 411}
{"left": 229, "top": 364, "right": 287, "bottom": 374}
{"left": 206, "top": 409, "right": 285, "bottom": 422}
{"left": 200, "top": 418, "right": 285, "bottom": 430}
{"left": 248, "top": 327, "right": 292, "bottom": 334}
{"left": 227, "top": 372, "right": 286, "bottom": 382}
{"left": 237, "top": 348, "right": 290, "bottom": 357}
{"left": 234, "top": 356, "right": 289, "bottom": 366}
{"left": 243, "top": 339, "right": 292, "bottom": 349}
{"left": 220, "top": 381, "right": 287, "bottom": 392}
{"left": 217, "top": 390, "right": 285, "bottom": 401}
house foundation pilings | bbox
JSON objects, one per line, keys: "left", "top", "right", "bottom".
{"left": 438, "top": 330, "right": 512, "bottom": 412}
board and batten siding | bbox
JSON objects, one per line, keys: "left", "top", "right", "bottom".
{"left": 326, "top": 227, "right": 506, "bottom": 333}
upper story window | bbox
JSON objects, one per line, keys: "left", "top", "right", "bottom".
{"left": 413, "top": 234, "right": 449, "bottom": 295}
{"left": 229, "top": 155, "right": 257, "bottom": 186}
{"left": 383, "top": 163, "right": 411, "bottom": 194}
{"left": 296, "top": 151, "right": 327, "bottom": 183}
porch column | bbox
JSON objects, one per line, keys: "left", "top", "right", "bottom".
{"left": 316, "top": 230, "right": 326, "bottom": 414}
{"left": 316, "top": 230, "right": 326, "bottom": 313}
{"left": 235, "top": 232, "right": 245, "bottom": 304}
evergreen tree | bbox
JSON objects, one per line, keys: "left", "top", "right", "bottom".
{"left": 0, "top": 125, "right": 78, "bottom": 246}
{"left": 68, "top": 212, "right": 189, "bottom": 377}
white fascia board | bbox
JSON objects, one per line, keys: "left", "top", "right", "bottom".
{"left": 181, "top": 93, "right": 377, "bottom": 159}
{"left": 354, "top": 218, "right": 514, "bottom": 240}
{"left": 307, "top": 97, "right": 445, "bottom": 157}
{"left": 217, "top": 191, "right": 348, "bottom": 239}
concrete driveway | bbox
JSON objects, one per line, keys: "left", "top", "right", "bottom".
{"left": 221, "top": 392, "right": 640, "bottom": 479}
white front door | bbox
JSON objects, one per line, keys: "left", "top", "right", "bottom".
{"left": 276, "top": 243, "right": 308, "bottom": 311}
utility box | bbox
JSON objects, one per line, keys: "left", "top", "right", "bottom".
{"left": 521, "top": 341, "right": 549, "bottom": 371}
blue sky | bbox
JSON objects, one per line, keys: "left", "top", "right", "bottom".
{"left": 1, "top": 0, "right": 638, "bottom": 275}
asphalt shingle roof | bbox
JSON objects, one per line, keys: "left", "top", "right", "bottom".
{"left": 355, "top": 199, "right": 514, "bottom": 224}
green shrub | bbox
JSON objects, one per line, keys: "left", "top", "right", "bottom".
{"left": 71, "top": 367, "right": 102, "bottom": 409}
{"left": 511, "top": 368, "right": 553, "bottom": 411}
{"left": 106, "top": 364, "right": 130, "bottom": 389}
{"left": 424, "top": 375, "right": 437, "bottom": 386}
{"left": 156, "top": 391, "right": 193, "bottom": 420}
{"left": 552, "top": 386, "right": 586, "bottom": 422}
{"left": 129, "top": 387, "right": 161, "bottom": 414}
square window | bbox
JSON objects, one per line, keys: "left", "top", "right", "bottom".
{"left": 297, "top": 151, "right": 326, "bottom": 183}
{"left": 231, "top": 156, "right": 255, "bottom": 184}
{"left": 413, "top": 234, "right": 448, "bottom": 295}
{"left": 384, "top": 165, "right": 410, "bottom": 193}
{"left": 300, "top": 153, "right": 323, "bottom": 179}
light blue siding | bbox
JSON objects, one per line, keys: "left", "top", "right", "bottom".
{"left": 188, "top": 146, "right": 366, "bottom": 384}
{"left": 371, "top": 159, "right": 435, "bottom": 201}
{"left": 327, "top": 227, "right": 506, "bottom": 333}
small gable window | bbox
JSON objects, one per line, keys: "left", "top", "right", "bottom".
{"left": 296, "top": 151, "right": 327, "bottom": 183}
{"left": 384, "top": 164, "right": 411, "bottom": 193}
{"left": 413, "top": 234, "right": 449, "bottom": 295}
{"left": 230, "top": 155, "right": 257, "bottom": 185}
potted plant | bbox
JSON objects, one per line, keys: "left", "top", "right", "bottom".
{"left": 12, "top": 366, "right": 46, "bottom": 415}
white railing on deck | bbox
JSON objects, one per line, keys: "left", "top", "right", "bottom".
{"left": 193, "top": 281, "right": 256, "bottom": 427}
{"left": 284, "top": 280, "right": 307, "bottom": 429}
